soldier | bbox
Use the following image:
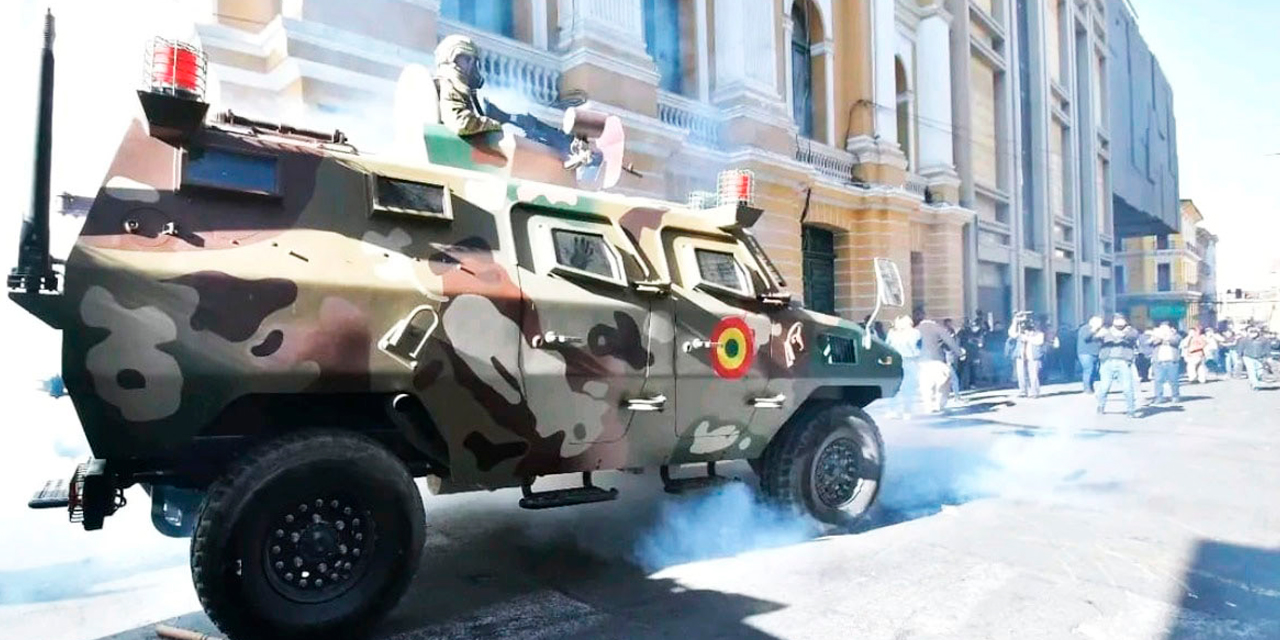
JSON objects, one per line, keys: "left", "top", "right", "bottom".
{"left": 433, "top": 35, "right": 504, "bottom": 137}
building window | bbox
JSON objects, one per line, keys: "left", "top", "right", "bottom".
{"left": 790, "top": 3, "right": 814, "bottom": 138}
{"left": 895, "top": 57, "right": 911, "bottom": 168}
{"left": 1157, "top": 263, "right": 1171, "bottom": 291}
{"left": 440, "top": 0, "right": 514, "bottom": 38}
{"left": 643, "top": 0, "right": 683, "bottom": 93}
{"left": 802, "top": 226, "right": 835, "bottom": 314}
{"left": 1156, "top": 234, "right": 1169, "bottom": 250}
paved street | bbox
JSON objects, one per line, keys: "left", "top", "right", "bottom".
{"left": 2, "top": 363, "right": 1279, "bottom": 639}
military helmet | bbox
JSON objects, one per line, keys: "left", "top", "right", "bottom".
{"left": 435, "top": 34, "right": 483, "bottom": 89}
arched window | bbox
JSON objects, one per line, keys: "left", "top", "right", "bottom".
{"left": 441, "top": 0, "right": 514, "bottom": 38}
{"left": 643, "top": 0, "right": 683, "bottom": 93}
{"left": 791, "top": 2, "right": 814, "bottom": 138}
{"left": 895, "top": 56, "right": 911, "bottom": 167}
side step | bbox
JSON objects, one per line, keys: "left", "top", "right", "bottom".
{"left": 29, "top": 478, "right": 71, "bottom": 509}
{"left": 661, "top": 463, "right": 733, "bottom": 494}
{"left": 519, "top": 472, "right": 619, "bottom": 510}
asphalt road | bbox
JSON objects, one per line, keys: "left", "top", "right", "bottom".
{"left": 2, "top": 373, "right": 1278, "bottom": 640}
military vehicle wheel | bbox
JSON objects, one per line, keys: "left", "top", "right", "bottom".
{"left": 191, "top": 431, "right": 425, "bottom": 640}
{"left": 759, "top": 403, "right": 884, "bottom": 528}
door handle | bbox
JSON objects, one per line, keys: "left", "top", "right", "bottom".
{"left": 878, "top": 355, "right": 894, "bottom": 366}
{"left": 532, "top": 331, "right": 585, "bottom": 348}
{"left": 751, "top": 394, "right": 786, "bottom": 409}
{"left": 682, "top": 339, "right": 720, "bottom": 353}
{"left": 626, "top": 394, "right": 667, "bottom": 412}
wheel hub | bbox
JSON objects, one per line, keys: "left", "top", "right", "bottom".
{"left": 265, "top": 497, "right": 370, "bottom": 601}
{"left": 813, "top": 438, "right": 863, "bottom": 508}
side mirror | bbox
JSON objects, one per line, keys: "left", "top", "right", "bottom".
{"left": 873, "top": 258, "right": 905, "bottom": 308}
{"left": 863, "top": 258, "right": 905, "bottom": 350}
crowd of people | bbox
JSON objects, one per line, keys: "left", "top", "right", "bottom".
{"left": 874, "top": 309, "right": 1280, "bottom": 420}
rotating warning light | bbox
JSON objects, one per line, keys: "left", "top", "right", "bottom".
{"left": 710, "top": 317, "right": 754, "bottom": 379}
{"left": 146, "top": 37, "right": 206, "bottom": 99}
{"left": 717, "top": 169, "right": 754, "bottom": 207}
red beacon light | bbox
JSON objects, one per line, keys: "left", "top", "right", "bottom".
{"left": 717, "top": 169, "right": 755, "bottom": 207}
{"left": 146, "top": 37, "right": 207, "bottom": 99}
{"left": 137, "top": 37, "right": 211, "bottom": 143}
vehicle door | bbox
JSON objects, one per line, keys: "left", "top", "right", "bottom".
{"left": 665, "top": 230, "right": 781, "bottom": 463}
{"left": 513, "top": 205, "right": 673, "bottom": 470}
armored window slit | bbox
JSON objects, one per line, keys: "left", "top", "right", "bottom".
{"left": 371, "top": 176, "right": 450, "bottom": 221}
{"left": 819, "top": 334, "right": 858, "bottom": 365}
{"left": 182, "top": 147, "right": 280, "bottom": 197}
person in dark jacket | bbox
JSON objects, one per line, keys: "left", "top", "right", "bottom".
{"left": 1095, "top": 313, "right": 1140, "bottom": 417}
{"left": 1239, "top": 326, "right": 1273, "bottom": 390}
{"left": 1077, "top": 316, "right": 1103, "bottom": 394}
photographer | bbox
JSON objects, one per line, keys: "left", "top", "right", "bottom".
{"left": 1007, "top": 312, "right": 1047, "bottom": 399}
{"left": 1095, "top": 314, "right": 1141, "bottom": 417}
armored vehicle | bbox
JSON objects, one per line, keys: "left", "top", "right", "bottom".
{"left": 13, "top": 16, "right": 904, "bottom": 640}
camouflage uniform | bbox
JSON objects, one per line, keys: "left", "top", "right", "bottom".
{"left": 434, "top": 35, "right": 503, "bottom": 137}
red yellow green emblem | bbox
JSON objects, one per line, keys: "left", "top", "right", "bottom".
{"left": 710, "top": 317, "right": 754, "bottom": 379}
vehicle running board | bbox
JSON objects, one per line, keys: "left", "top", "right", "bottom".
{"left": 29, "top": 478, "right": 70, "bottom": 509}
{"left": 519, "top": 472, "right": 618, "bottom": 510}
{"left": 661, "top": 463, "right": 733, "bottom": 494}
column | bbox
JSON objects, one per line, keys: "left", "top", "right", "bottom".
{"left": 695, "top": 0, "right": 710, "bottom": 100}
{"left": 712, "top": 0, "right": 778, "bottom": 105}
{"left": 783, "top": 12, "right": 795, "bottom": 115}
{"left": 821, "top": 40, "right": 837, "bottom": 144}
{"left": 557, "top": 0, "right": 647, "bottom": 54}
{"left": 556, "top": 0, "right": 658, "bottom": 114}
{"left": 871, "top": 0, "right": 898, "bottom": 144}
{"left": 531, "top": 0, "right": 548, "bottom": 49}
{"left": 916, "top": 15, "right": 955, "bottom": 173}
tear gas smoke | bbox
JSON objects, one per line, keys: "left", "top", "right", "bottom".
{"left": 631, "top": 482, "right": 821, "bottom": 572}
{"left": 871, "top": 410, "right": 1104, "bottom": 526}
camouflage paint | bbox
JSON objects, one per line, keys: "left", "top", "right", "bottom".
{"left": 52, "top": 116, "right": 902, "bottom": 491}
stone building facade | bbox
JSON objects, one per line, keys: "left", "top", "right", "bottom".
{"left": 195, "top": 0, "right": 1124, "bottom": 326}
{"left": 951, "top": 0, "right": 1114, "bottom": 328}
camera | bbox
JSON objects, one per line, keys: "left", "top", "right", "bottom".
{"left": 1013, "top": 310, "right": 1034, "bottom": 332}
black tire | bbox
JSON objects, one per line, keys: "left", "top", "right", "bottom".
{"left": 191, "top": 431, "right": 426, "bottom": 640}
{"left": 759, "top": 403, "right": 884, "bottom": 528}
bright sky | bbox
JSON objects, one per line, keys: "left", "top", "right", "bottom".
{"left": 1128, "top": 0, "right": 1280, "bottom": 290}
{"left": 0, "top": 0, "right": 1275, "bottom": 290}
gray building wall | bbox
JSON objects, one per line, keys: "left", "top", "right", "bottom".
{"left": 952, "top": 0, "right": 1111, "bottom": 329}
{"left": 1107, "top": 0, "right": 1180, "bottom": 237}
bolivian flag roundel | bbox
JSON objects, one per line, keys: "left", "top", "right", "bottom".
{"left": 710, "top": 317, "right": 754, "bottom": 379}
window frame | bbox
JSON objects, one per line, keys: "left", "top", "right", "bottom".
{"left": 370, "top": 174, "right": 453, "bottom": 222}
{"left": 529, "top": 216, "right": 630, "bottom": 289}
{"left": 671, "top": 234, "right": 758, "bottom": 301}
{"left": 180, "top": 145, "right": 281, "bottom": 199}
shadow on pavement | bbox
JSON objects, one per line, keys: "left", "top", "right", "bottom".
{"left": 1166, "top": 539, "right": 1280, "bottom": 640}
{"left": 1138, "top": 405, "right": 1186, "bottom": 417}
